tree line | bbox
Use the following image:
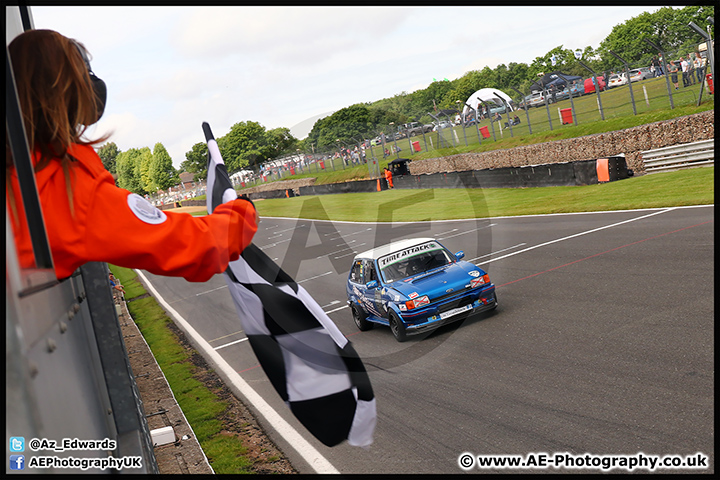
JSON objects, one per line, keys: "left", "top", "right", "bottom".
{"left": 102, "top": 5, "right": 712, "bottom": 192}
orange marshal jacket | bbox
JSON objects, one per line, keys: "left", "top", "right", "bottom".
{"left": 384, "top": 168, "right": 393, "bottom": 186}
{"left": 8, "top": 144, "right": 258, "bottom": 282}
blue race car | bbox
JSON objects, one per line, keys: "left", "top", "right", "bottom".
{"left": 346, "top": 238, "right": 497, "bottom": 341}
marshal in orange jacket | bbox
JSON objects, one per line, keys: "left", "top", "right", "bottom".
{"left": 384, "top": 167, "right": 393, "bottom": 188}
{"left": 8, "top": 144, "right": 258, "bottom": 282}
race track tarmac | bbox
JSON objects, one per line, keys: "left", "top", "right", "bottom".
{"left": 140, "top": 204, "right": 714, "bottom": 474}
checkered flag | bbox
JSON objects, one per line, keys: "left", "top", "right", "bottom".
{"left": 202, "top": 122, "right": 376, "bottom": 447}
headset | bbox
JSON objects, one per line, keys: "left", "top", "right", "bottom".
{"left": 73, "top": 40, "right": 107, "bottom": 124}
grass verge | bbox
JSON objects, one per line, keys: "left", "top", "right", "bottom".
{"left": 108, "top": 266, "right": 255, "bottom": 474}
{"left": 251, "top": 167, "right": 714, "bottom": 222}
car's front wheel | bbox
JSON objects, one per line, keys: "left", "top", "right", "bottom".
{"left": 388, "top": 312, "right": 407, "bottom": 342}
{"left": 352, "top": 304, "right": 374, "bottom": 331}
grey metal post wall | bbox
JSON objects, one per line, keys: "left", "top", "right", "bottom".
{"left": 81, "top": 262, "right": 158, "bottom": 473}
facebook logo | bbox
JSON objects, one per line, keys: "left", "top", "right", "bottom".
{"left": 9, "top": 455, "right": 25, "bottom": 470}
{"left": 9, "top": 437, "right": 25, "bottom": 452}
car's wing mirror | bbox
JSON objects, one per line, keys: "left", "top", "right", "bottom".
{"left": 365, "top": 280, "right": 378, "bottom": 289}
{"left": 455, "top": 250, "right": 465, "bottom": 260}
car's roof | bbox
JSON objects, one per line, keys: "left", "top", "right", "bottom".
{"left": 354, "top": 237, "right": 438, "bottom": 261}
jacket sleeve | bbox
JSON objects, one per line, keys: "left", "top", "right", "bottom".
{"left": 83, "top": 172, "right": 258, "bottom": 282}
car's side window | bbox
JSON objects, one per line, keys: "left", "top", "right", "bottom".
{"left": 365, "top": 260, "right": 378, "bottom": 284}
{"left": 350, "top": 260, "right": 364, "bottom": 284}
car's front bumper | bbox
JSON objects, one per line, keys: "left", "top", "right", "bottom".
{"left": 402, "top": 286, "right": 497, "bottom": 336}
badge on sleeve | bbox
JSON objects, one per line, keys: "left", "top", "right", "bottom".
{"left": 127, "top": 193, "right": 168, "bottom": 225}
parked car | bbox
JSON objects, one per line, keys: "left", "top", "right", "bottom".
{"left": 432, "top": 121, "right": 453, "bottom": 131}
{"left": 568, "top": 82, "right": 585, "bottom": 96}
{"left": 488, "top": 104, "right": 507, "bottom": 115}
{"left": 628, "top": 67, "right": 653, "bottom": 82}
{"left": 554, "top": 86, "right": 571, "bottom": 101}
{"left": 403, "top": 121, "right": 434, "bottom": 137}
{"left": 346, "top": 238, "right": 497, "bottom": 341}
{"left": 524, "top": 91, "right": 547, "bottom": 107}
{"left": 608, "top": 73, "right": 628, "bottom": 88}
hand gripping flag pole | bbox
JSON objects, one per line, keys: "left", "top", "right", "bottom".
{"left": 202, "top": 122, "right": 376, "bottom": 447}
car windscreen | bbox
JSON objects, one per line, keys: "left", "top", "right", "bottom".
{"left": 378, "top": 242, "right": 453, "bottom": 284}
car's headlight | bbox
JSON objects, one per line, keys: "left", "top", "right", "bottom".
{"left": 405, "top": 295, "right": 430, "bottom": 310}
{"left": 470, "top": 274, "right": 491, "bottom": 288}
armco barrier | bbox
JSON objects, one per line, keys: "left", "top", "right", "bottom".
{"left": 228, "top": 157, "right": 629, "bottom": 199}
{"left": 641, "top": 139, "right": 714, "bottom": 173}
{"left": 393, "top": 157, "right": 629, "bottom": 190}
{"left": 247, "top": 188, "right": 293, "bottom": 200}
{"left": 299, "top": 178, "right": 386, "bottom": 196}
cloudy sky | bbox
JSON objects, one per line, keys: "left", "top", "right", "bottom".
{"left": 25, "top": 6, "right": 666, "bottom": 168}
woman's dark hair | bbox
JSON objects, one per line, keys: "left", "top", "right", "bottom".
{"left": 7, "top": 29, "right": 111, "bottom": 215}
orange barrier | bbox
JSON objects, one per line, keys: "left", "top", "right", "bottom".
{"left": 596, "top": 158, "right": 610, "bottom": 182}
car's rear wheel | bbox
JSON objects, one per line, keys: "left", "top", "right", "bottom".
{"left": 388, "top": 312, "right": 407, "bottom": 342}
{"left": 352, "top": 304, "right": 374, "bottom": 331}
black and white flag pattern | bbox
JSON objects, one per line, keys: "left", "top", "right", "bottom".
{"left": 202, "top": 122, "right": 376, "bottom": 447}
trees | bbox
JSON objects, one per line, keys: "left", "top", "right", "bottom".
{"left": 115, "top": 148, "right": 145, "bottom": 195}
{"left": 306, "top": 104, "right": 374, "bottom": 149}
{"left": 217, "top": 121, "right": 297, "bottom": 174}
{"left": 598, "top": 6, "right": 715, "bottom": 70}
{"left": 266, "top": 127, "right": 298, "bottom": 159}
{"left": 150, "top": 143, "right": 178, "bottom": 191}
{"left": 181, "top": 142, "right": 209, "bottom": 181}
{"left": 98, "top": 142, "right": 120, "bottom": 174}
{"left": 138, "top": 147, "right": 153, "bottom": 194}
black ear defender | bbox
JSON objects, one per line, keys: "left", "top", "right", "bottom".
{"left": 73, "top": 40, "right": 107, "bottom": 123}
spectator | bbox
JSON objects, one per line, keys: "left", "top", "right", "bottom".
{"left": 652, "top": 55, "right": 663, "bottom": 77}
{"left": 668, "top": 60, "right": 680, "bottom": 89}
{"left": 7, "top": 30, "right": 258, "bottom": 282}
{"left": 695, "top": 55, "right": 705, "bottom": 83}
{"left": 687, "top": 54, "right": 696, "bottom": 85}
{"left": 109, "top": 273, "right": 125, "bottom": 295}
{"left": 680, "top": 57, "right": 689, "bottom": 87}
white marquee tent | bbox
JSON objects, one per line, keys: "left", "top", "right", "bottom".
{"left": 461, "top": 88, "right": 515, "bottom": 117}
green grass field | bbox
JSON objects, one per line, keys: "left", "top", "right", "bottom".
{"left": 250, "top": 167, "right": 714, "bottom": 222}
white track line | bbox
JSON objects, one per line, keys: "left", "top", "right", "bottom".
{"left": 214, "top": 337, "right": 248, "bottom": 351}
{"left": 135, "top": 270, "right": 339, "bottom": 474}
{"left": 476, "top": 208, "right": 676, "bottom": 266}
